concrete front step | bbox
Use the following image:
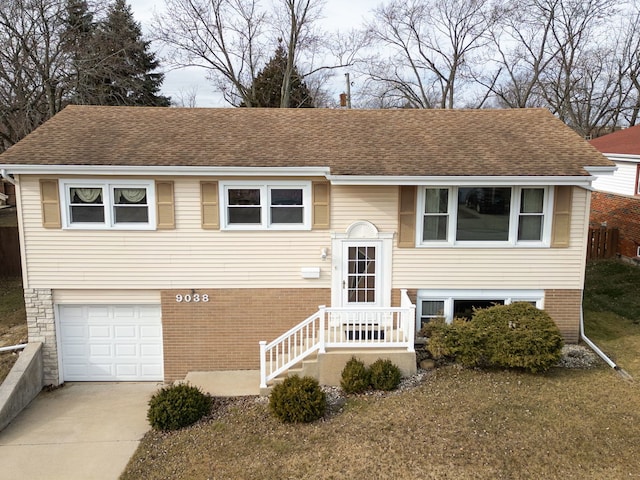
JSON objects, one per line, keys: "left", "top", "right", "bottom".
{"left": 266, "top": 348, "right": 416, "bottom": 393}
{"left": 184, "top": 370, "right": 261, "bottom": 397}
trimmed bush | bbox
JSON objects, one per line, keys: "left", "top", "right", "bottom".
{"left": 368, "top": 358, "right": 402, "bottom": 391}
{"left": 147, "top": 383, "right": 212, "bottom": 431}
{"left": 426, "top": 318, "right": 480, "bottom": 365}
{"left": 426, "top": 303, "right": 564, "bottom": 373}
{"left": 340, "top": 357, "right": 371, "bottom": 394}
{"left": 473, "top": 302, "right": 564, "bottom": 373}
{"left": 269, "top": 375, "right": 327, "bottom": 423}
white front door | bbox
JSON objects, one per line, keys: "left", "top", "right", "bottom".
{"left": 342, "top": 241, "right": 382, "bottom": 307}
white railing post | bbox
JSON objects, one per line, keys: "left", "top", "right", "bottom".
{"left": 259, "top": 340, "right": 267, "bottom": 389}
{"left": 318, "top": 305, "right": 326, "bottom": 354}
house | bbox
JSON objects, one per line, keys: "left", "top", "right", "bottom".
{"left": 0, "top": 106, "right": 613, "bottom": 388}
{"left": 589, "top": 125, "right": 640, "bottom": 259}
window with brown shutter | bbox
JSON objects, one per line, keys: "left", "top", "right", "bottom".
{"left": 312, "top": 181, "right": 330, "bottom": 229}
{"left": 156, "top": 181, "right": 175, "bottom": 230}
{"left": 40, "top": 179, "right": 61, "bottom": 229}
{"left": 201, "top": 181, "right": 219, "bottom": 229}
{"left": 398, "top": 186, "right": 417, "bottom": 248}
{"left": 551, "top": 186, "right": 572, "bottom": 247}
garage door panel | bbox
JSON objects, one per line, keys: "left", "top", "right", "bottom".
{"left": 88, "top": 325, "right": 111, "bottom": 338}
{"left": 59, "top": 304, "right": 163, "bottom": 381}
{"left": 60, "top": 324, "right": 86, "bottom": 339}
{"left": 89, "top": 344, "right": 113, "bottom": 357}
{"left": 116, "top": 344, "right": 138, "bottom": 356}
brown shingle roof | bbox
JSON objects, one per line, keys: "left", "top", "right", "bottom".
{"left": 589, "top": 124, "right": 640, "bottom": 156}
{"left": 0, "top": 105, "right": 612, "bottom": 176}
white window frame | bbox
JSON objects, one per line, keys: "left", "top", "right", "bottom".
{"left": 220, "top": 181, "right": 311, "bottom": 230}
{"left": 416, "top": 289, "right": 545, "bottom": 329}
{"left": 60, "top": 179, "right": 156, "bottom": 230}
{"left": 416, "top": 186, "right": 553, "bottom": 247}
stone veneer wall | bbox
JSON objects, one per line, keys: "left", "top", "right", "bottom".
{"left": 24, "top": 288, "right": 58, "bottom": 385}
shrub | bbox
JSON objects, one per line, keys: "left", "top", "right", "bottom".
{"left": 340, "top": 357, "right": 371, "bottom": 394}
{"left": 269, "top": 375, "right": 327, "bottom": 423}
{"left": 147, "top": 383, "right": 212, "bottom": 431}
{"left": 427, "top": 304, "right": 565, "bottom": 373}
{"left": 368, "top": 358, "right": 402, "bottom": 391}
{"left": 426, "top": 318, "right": 481, "bottom": 365}
{"left": 472, "top": 302, "right": 564, "bottom": 373}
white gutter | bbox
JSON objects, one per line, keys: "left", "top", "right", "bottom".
{"left": 0, "top": 168, "right": 15, "bottom": 185}
{"left": 327, "top": 175, "right": 596, "bottom": 187}
{"left": 0, "top": 165, "right": 332, "bottom": 177}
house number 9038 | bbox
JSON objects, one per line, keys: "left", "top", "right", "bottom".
{"left": 176, "top": 294, "right": 209, "bottom": 303}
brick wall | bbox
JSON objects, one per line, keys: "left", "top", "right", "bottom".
{"left": 161, "top": 288, "right": 330, "bottom": 382}
{"left": 544, "top": 289, "right": 583, "bottom": 343}
{"left": 590, "top": 191, "right": 640, "bottom": 258}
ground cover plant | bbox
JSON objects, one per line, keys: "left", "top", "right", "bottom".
{"left": 119, "top": 259, "right": 640, "bottom": 478}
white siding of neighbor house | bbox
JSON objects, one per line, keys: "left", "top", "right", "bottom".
{"left": 591, "top": 159, "right": 638, "bottom": 196}
{"left": 17, "top": 177, "right": 589, "bottom": 291}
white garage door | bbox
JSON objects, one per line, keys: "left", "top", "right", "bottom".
{"left": 58, "top": 304, "right": 163, "bottom": 381}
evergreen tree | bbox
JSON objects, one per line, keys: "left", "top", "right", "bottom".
{"left": 63, "top": 0, "right": 100, "bottom": 104}
{"left": 245, "top": 45, "right": 314, "bottom": 108}
{"left": 65, "top": 0, "right": 170, "bottom": 106}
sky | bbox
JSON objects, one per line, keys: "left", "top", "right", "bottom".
{"left": 127, "top": 0, "right": 378, "bottom": 107}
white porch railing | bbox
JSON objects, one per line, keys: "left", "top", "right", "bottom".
{"left": 260, "top": 289, "right": 416, "bottom": 388}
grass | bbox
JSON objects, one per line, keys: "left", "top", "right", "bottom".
{"left": 122, "top": 259, "right": 640, "bottom": 480}
{"left": 0, "top": 277, "right": 27, "bottom": 382}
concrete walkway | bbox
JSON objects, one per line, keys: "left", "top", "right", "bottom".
{"left": 0, "top": 382, "right": 160, "bottom": 480}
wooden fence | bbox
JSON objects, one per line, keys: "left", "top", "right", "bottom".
{"left": 587, "top": 226, "right": 619, "bottom": 260}
{"left": 0, "top": 227, "right": 21, "bottom": 277}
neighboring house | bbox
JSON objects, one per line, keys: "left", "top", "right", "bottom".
{"left": 590, "top": 126, "right": 640, "bottom": 259}
{"left": 0, "top": 106, "right": 613, "bottom": 388}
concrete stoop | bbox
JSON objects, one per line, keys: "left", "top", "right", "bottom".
{"left": 263, "top": 349, "right": 417, "bottom": 396}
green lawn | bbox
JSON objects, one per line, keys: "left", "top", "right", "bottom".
{"left": 121, "top": 260, "right": 640, "bottom": 480}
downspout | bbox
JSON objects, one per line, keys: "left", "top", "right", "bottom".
{"left": 580, "top": 299, "right": 631, "bottom": 379}
{"left": 1, "top": 169, "right": 15, "bottom": 185}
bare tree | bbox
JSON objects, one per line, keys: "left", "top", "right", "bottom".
{"left": 363, "top": 0, "right": 498, "bottom": 109}
{"left": 153, "top": 0, "right": 360, "bottom": 107}
{"left": 0, "top": 0, "right": 69, "bottom": 151}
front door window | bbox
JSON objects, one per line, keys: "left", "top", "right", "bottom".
{"left": 345, "top": 245, "right": 377, "bottom": 305}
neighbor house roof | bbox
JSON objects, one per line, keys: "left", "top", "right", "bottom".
{"left": 590, "top": 124, "right": 640, "bottom": 156}
{"left": 0, "top": 105, "right": 612, "bottom": 177}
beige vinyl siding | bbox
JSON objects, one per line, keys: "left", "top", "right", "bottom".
{"left": 19, "top": 179, "right": 589, "bottom": 291}
{"left": 20, "top": 176, "right": 333, "bottom": 289}
{"left": 393, "top": 187, "right": 590, "bottom": 290}
{"left": 53, "top": 290, "right": 160, "bottom": 304}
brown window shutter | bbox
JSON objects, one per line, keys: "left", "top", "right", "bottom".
{"left": 201, "top": 181, "right": 219, "bottom": 229}
{"left": 398, "top": 186, "right": 417, "bottom": 248}
{"left": 156, "top": 181, "right": 175, "bottom": 229}
{"left": 40, "top": 179, "right": 61, "bottom": 229}
{"left": 551, "top": 186, "right": 572, "bottom": 247}
{"left": 312, "top": 181, "right": 330, "bottom": 229}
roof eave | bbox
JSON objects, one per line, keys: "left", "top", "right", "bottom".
{"left": 327, "top": 175, "right": 597, "bottom": 187}
{"left": 0, "top": 165, "right": 332, "bottom": 177}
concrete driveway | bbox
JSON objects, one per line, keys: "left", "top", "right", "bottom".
{"left": 0, "top": 382, "right": 160, "bottom": 480}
